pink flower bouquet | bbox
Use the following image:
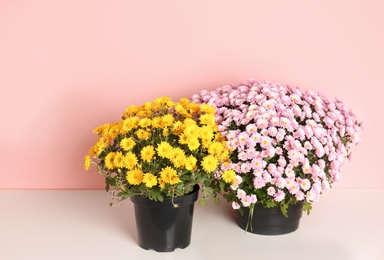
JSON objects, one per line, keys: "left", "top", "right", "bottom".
{"left": 191, "top": 79, "right": 363, "bottom": 217}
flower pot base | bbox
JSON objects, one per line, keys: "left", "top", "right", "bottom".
{"left": 236, "top": 202, "right": 304, "bottom": 235}
{"left": 130, "top": 185, "right": 199, "bottom": 252}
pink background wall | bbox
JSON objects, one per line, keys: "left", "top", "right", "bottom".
{"left": 0, "top": 0, "right": 383, "bottom": 189}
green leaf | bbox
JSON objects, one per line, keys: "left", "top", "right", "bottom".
{"left": 156, "top": 193, "right": 164, "bottom": 202}
{"left": 104, "top": 177, "right": 115, "bottom": 192}
{"left": 264, "top": 201, "right": 278, "bottom": 208}
{"left": 238, "top": 207, "right": 244, "bottom": 217}
{"left": 219, "top": 180, "right": 226, "bottom": 192}
{"left": 199, "top": 198, "right": 207, "bottom": 206}
{"left": 214, "top": 198, "right": 221, "bottom": 206}
{"left": 105, "top": 183, "right": 110, "bottom": 192}
{"left": 280, "top": 203, "right": 289, "bottom": 218}
{"left": 303, "top": 202, "right": 312, "bottom": 215}
{"left": 202, "top": 186, "right": 214, "bottom": 198}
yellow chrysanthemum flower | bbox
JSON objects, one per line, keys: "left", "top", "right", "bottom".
{"left": 185, "top": 102, "right": 200, "bottom": 114}
{"left": 121, "top": 117, "right": 140, "bottom": 133}
{"left": 123, "top": 105, "right": 139, "bottom": 118}
{"left": 162, "top": 114, "right": 174, "bottom": 127}
{"left": 107, "top": 124, "right": 120, "bottom": 139}
{"left": 170, "top": 148, "right": 186, "bottom": 168}
{"left": 200, "top": 125, "right": 214, "bottom": 141}
{"left": 84, "top": 155, "right": 91, "bottom": 170}
{"left": 158, "top": 178, "right": 165, "bottom": 189}
{"left": 178, "top": 97, "right": 190, "bottom": 106}
{"left": 140, "top": 145, "right": 155, "bottom": 162}
{"left": 200, "top": 104, "right": 216, "bottom": 114}
{"left": 89, "top": 138, "right": 108, "bottom": 155}
{"left": 159, "top": 166, "right": 181, "bottom": 185}
{"left": 142, "top": 173, "right": 157, "bottom": 188}
{"left": 172, "top": 157, "right": 186, "bottom": 169}
{"left": 126, "top": 169, "right": 144, "bottom": 185}
{"left": 104, "top": 152, "right": 116, "bottom": 170}
{"left": 183, "top": 118, "right": 197, "bottom": 126}
{"left": 172, "top": 121, "right": 184, "bottom": 135}
{"left": 185, "top": 155, "right": 197, "bottom": 171}
{"left": 155, "top": 96, "right": 174, "bottom": 108}
{"left": 201, "top": 138, "right": 212, "bottom": 149}
{"left": 137, "top": 110, "right": 150, "bottom": 118}
{"left": 222, "top": 169, "right": 236, "bottom": 183}
{"left": 171, "top": 147, "right": 185, "bottom": 158}
{"left": 139, "top": 118, "right": 152, "bottom": 128}
{"left": 199, "top": 113, "right": 216, "bottom": 126}
{"left": 136, "top": 129, "right": 151, "bottom": 140}
{"left": 152, "top": 117, "right": 163, "bottom": 128}
{"left": 157, "top": 141, "right": 173, "bottom": 159}
{"left": 85, "top": 96, "right": 232, "bottom": 202}
{"left": 208, "top": 141, "right": 224, "bottom": 156}
{"left": 178, "top": 133, "right": 188, "bottom": 145}
{"left": 201, "top": 155, "right": 218, "bottom": 173}
{"left": 219, "top": 144, "right": 230, "bottom": 161}
{"left": 175, "top": 103, "right": 189, "bottom": 117}
{"left": 184, "top": 125, "right": 200, "bottom": 138}
{"left": 120, "top": 137, "right": 136, "bottom": 151}
{"left": 124, "top": 152, "right": 138, "bottom": 170}
{"left": 163, "top": 127, "right": 169, "bottom": 136}
{"left": 113, "top": 151, "right": 125, "bottom": 168}
{"left": 92, "top": 124, "right": 107, "bottom": 135}
{"left": 187, "top": 137, "right": 200, "bottom": 151}
{"left": 144, "top": 101, "right": 154, "bottom": 111}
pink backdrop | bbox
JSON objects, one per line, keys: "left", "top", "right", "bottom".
{"left": 0, "top": 0, "right": 383, "bottom": 189}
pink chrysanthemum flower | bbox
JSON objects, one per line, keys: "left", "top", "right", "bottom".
{"left": 300, "top": 179, "right": 311, "bottom": 191}
{"left": 241, "top": 196, "right": 252, "bottom": 207}
{"left": 230, "top": 175, "right": 243, "bottom": 190}
{"left": 251, "top": 132, "right": 262, "bottom": 143}
{"left": 260, "top": 136, "right": 272, "bottom": 148}
{"left": 280, "top": 117, "right": 291, "bottom": 128}
{"left": 288, "top": 182, "right": 300, "bottom": 195}
{"left": 268, "top": 126, "right": 278, "bottom": 136}
{"left": 267, "top": 187, "right": 276, "bottom": 196}
{"left": 276, "top": 177, "right": 286, "bottom": 189}
{"left": 278, "top": 156, "right": 287, "bottom": 167}
{"left": 192, "top": 79, "right": 363, "bottom": 215}
{"left": 232, "top": 201, "right": 241, "bottom": 210}
{"left": 246, "top": 124, "right": 257, "bottom": 135}
{"left": 237, "top": 189, "right": 246, "bottom": 199}
{"left": 305, "top": 190, "right": 317, "bottom": 201}
{"left": 253, "top": 176, "right": 266, "bottom": 189}
{"left": 240, "top": 162, "right": 251, "bottom": 173}
{"left": 250, "top": 194, "right": 257, "bottom": 203}
{"left": 274, "top": 190, "right": 286, "bottom": 202}
{"left": 256, "top": 118, "right": 269, "bottom": 129}
{"left": 237, "top": 132, "right": 249, "bottom": 147}
{"left": 271, "top": 117, "right": 280, "bottom": 126}
{"left": 262, "top": 171, "right": 272, "bottom": 182}
{"left": 238, "top": 151, "right": 248, "bottom": 161}
{"left": 295, "top": 191, "right": 305, "bottom": 201}
{"left": 285, "top": 165, "right": 295, "bottom": 178}
{"left": 266, "top": 146, "right": 276, "bottom": 158}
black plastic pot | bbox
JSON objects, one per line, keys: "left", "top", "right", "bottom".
{"left": 236, "top": 202, "right": 304, "bottom": 235}
{"left": 130, "top": 185, "right": 199, "bottom": 252}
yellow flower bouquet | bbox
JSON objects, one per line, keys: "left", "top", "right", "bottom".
{"left": 84, "top": 97, "right": 231, "bottom": 205}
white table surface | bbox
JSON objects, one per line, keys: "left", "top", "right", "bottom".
{"left": 1, "top": 188, "right": 383, "bottom": 260}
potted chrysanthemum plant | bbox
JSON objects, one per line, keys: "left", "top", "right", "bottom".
{"left": 84, "top": 96, "right": 231, "bottom": 251}
{"left": 191, "top": 79, "right": 363, "bottom": 235}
